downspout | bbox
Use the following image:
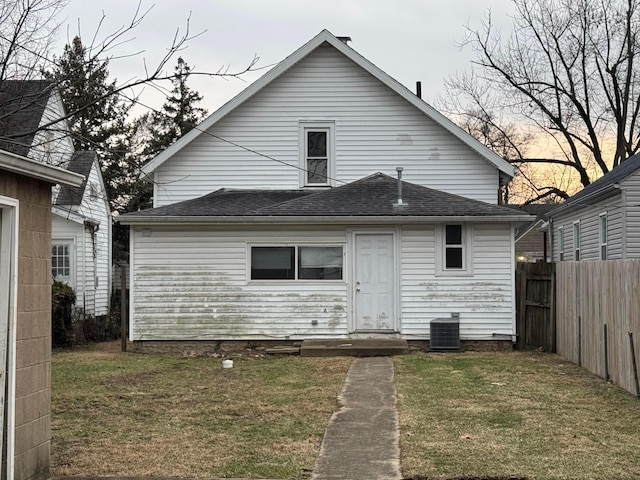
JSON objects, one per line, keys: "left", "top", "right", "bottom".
{"left": 81, "top": 224, "right": 86, "bottom": 320}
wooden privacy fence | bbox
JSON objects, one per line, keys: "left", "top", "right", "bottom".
{"left": 556, "top": 260, "right": 640, "bottom": 396}
{"left": 516, "top": 262, "right": 555, "bottom": 352}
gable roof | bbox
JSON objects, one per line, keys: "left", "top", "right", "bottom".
{"left": 506, "top": 203, "right": 555, "bottom": 240}
{"left": 0, "top": 80, "right": 56, "bottom": 156}
{"left": 54, "top": 151, "right": 96, "bottom": 206}
{"left": 549, "top": 153, "right": 640, "bottom": 216}
{"left": 141, "top": 30, "right": 515, "bottom": 180}
{"left": 119, "top": 173, "right": 531, "bottom": 225}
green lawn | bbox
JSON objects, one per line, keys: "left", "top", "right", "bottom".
{"left": 51, "top": 345, "right": 351, "bottom": 478}
{"left": 52, "top": 346, "right": 640, "bottom": 479}
{"left": 395, "top": 351, "right": 640, "bottom": 480}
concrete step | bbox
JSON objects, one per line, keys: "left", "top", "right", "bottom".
{"left": 300, "top": 338, "right": 409, "bottom": 357}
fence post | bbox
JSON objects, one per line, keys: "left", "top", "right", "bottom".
{"left": 549, "top": 262, "right": 556, "bottom": 353}
{"left": 630, "top": 332, "right": 640, "bottom": 398}
{"left": 120, "top": 264, "right": 127, "bottom": 352}
{"left": 603, "top": 323, "right": 609, "bottom": 383}
{"left": 577, "top": 316, "right": 582, "bottom": 367}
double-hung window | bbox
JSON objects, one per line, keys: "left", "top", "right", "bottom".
{"left": 445, "top": 224, "right": 464, "bottom": 269}
{"left": 300, "top": 122, "right": 334, "bottom": 187}
{"left": 558, "top": 226, "right": 565, "bottom": 261}
{"left": 52, "top": 243, "right": 72, "bottom": 281}
{"left": 251, "top": 245, "right": 343, "bottom": 280}
{"left": 599, "top": 213, "right": 608, "bottom": 260}
{"left": 573, "top": 221, "right": 581, "bottom": 261}
{"left": 437, "top": 224, "right": 472, "bottom": 275}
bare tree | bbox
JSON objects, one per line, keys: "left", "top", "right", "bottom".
{"left": 442, "top": 0, "right": 640, "bottom": 201}
{"left": 0, "top": 0, "right": 66, "bottom": 81}
{"left": 0, "top": 0, "right": 259, "bottom": 158}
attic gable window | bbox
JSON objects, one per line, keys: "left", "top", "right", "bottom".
{"left": 300, "top": 122, "right": 334, "bottom": 187}
{"left": 307, "top": 131, "right": 328, "bottom": 184}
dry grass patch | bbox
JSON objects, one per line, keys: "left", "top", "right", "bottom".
{"left": 52, "top": 344, "right": 351, "bottom": 479}
{"left": 395, "top": 351, "right": 640, "bottom": 480}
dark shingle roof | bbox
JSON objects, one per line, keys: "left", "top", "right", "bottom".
{"left": 0, "top": 80, "right": 56, "bottom": 156}
{"left": 507, "top": 203, "right": 555, "bottom": 219}
{"left": 54, "top": 151, "right": 95, "bottom": 206}
{"left": 551, "top": 153, "right": 640, "bottom": 215}
{"left": 120, "top": 173, "right": 528, "bottom": 222}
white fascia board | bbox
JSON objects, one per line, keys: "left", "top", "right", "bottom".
{"left": 515, "top": 218, "right": 544, "bottom": 243}
{"left": 141, "top": 30, "right": 515, "bottom": 179}
{"left": 52, "top": 206, "right": 85, "bottom": 225}
{"left": 118, "top": 213, "right": 534, "bottom": 226}
{"left": 0, "top": 149, "right": 83, "bottom": 186}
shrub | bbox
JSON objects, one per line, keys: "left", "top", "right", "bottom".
{"left": 52, "top": 281, "right": 76, "bottom": 348}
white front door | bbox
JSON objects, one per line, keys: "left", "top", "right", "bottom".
{"left": 354, "top": 233, "right": 395, "bottom": 331}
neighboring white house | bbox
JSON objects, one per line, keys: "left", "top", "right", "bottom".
{"left": 548, "top": 153, "right": 640, "bottom": 262}
{"left": 0, "top": 81, "right": 112, "bottom": 317}
{"left": 52, "top": 151, "right": 112, "bottom": 316}
{"left": 119, "top": 30, "right": 532, "bottom": 348}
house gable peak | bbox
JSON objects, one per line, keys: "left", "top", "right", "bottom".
{"left": 141, "top": 30, "right": 514, "bottom": 180}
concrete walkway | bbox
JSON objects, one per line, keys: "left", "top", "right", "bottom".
{"left": 310, "top": 357, "right": 402, "bottom": 480}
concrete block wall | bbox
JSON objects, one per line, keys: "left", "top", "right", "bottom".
{"left": 1, "top": 172, "right": 53, "bottom": 480}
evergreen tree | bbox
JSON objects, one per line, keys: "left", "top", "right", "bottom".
{"left": 143, "top": 57, "right": 207, "bottom": 157}
{"left": 129, "top": 56, "right": 208, "bottom": 211}
{"left": 46, "top": 36, "right": 134, "bottom": 212}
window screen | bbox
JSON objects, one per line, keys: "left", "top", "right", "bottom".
{"left": 298, "top": 246, "right": 343, "bottom": 279}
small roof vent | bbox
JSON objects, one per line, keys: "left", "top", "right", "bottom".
{"left": 337, "top": 36, "right": 352, "bottom": 44}
{"left": 394, "top": 167, "right": 407, "bottom": 208}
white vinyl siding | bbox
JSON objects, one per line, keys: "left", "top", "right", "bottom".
{"left": 52, "top": 160, "right": 111, "bottom": 316}
{"left": 551, "top": 193, "right": 624, "bottom": 261}
{"left": 78, "top": 161, "right": 111, "bottom": 315}
{"left": 622, "top": 172, "right": 640, "bottom": 258}
{"left": 129, "top": 223, "right": 515, "bottom": 341}
{"left": 401, "top": 223, "right": 514, "bottom": 340}
{"left": 153, "top": 45, "right": 499, "bottom": 207}
{"left": 130, "top": 227, "right": 349, "bottom": 340}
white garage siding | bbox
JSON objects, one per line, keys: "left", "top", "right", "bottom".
{"left": 153, "top": 45, "right": 500, "bottom": 207}
{"left": 130, "top": 223, "right": 516, "bottom": 342}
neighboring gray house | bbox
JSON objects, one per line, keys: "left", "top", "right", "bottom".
{"left": 548, "top": 153, "right": 640, "bottom": 261}
{"left": 119, "top": 30, "right": 532, "bottom": 349}
{"left": 510, "top": 204, "right": 555, "bottom": 262}
{"left": 0, "top": 81, "right": 112, "bottom": 317}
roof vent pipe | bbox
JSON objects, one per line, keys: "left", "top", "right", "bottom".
{"left": 394, "top": 167, "right": 407, "bottom": 207}
{"left": 416, "top": 81, "right": 422, "bottom": 99}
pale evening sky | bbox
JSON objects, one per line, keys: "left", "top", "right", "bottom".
{"left": 57, "top": 0, "right": 515, "bottom": 117}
